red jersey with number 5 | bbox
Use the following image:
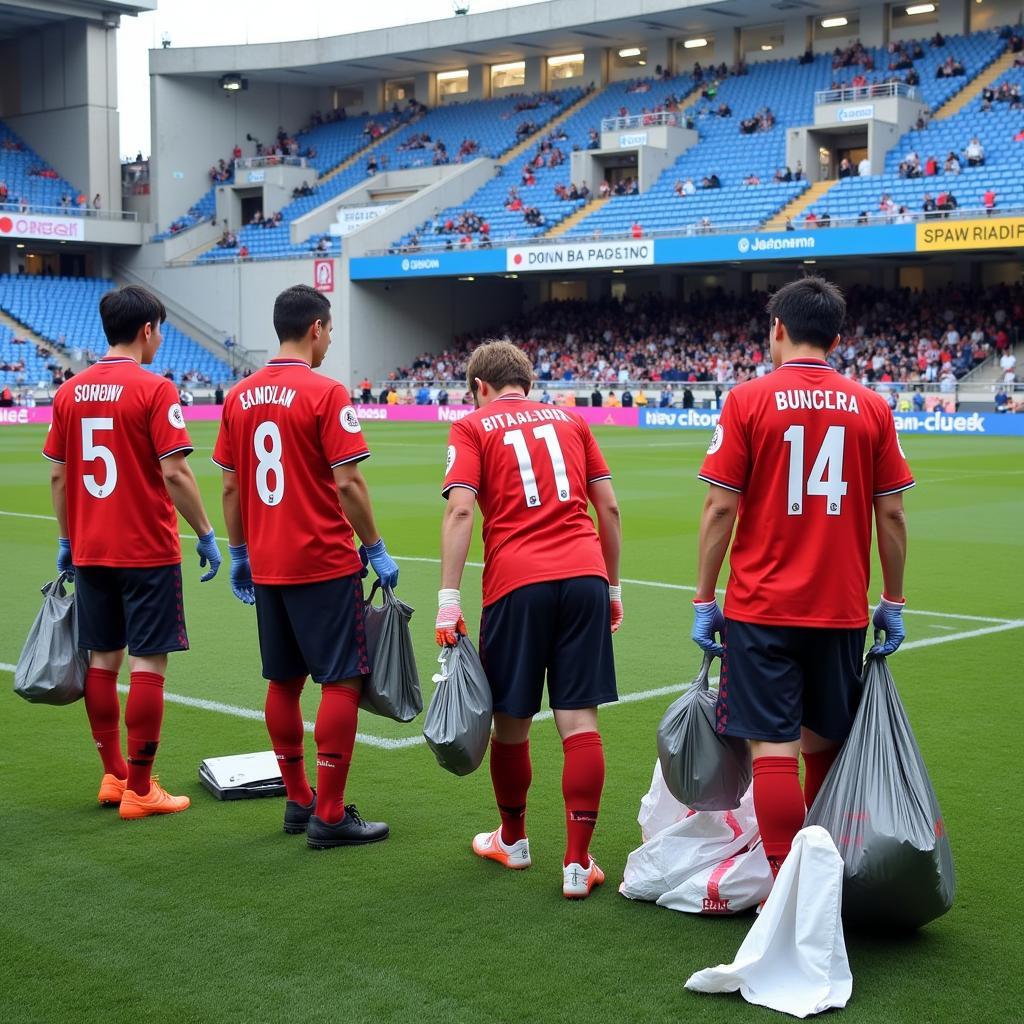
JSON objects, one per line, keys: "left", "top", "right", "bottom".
{"left": 213, "top": 359, "right": 368, "bottom": 584}
{"left": 42, "top": 356, "right": 192, "bottom": 566}
{"left": 442, "top": 394, "right": 612, "bottom": 607}
{"left": 698, "top": 359, "right": 914, "bottom": 628}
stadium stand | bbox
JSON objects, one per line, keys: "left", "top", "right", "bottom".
{"left": 151, "top": 180, "right": 225, "bottom": 241}
{"left": 198, "top": 92, "right": 581, "bottom": 263}
{"left": 390, "top": 284, "right": 1021, "bottom": 389}
{"left": 0, "top": 322, "right": 60, "bottom": 388}
{"left": 0, "top": 122, "right": 84, "bottom": 213}
{"left": 0, "top": 275, "right": 234, "bottom": 384}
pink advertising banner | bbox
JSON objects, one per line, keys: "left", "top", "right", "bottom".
{"left": 0, "top": 403, "right": 641, "bottom": 428}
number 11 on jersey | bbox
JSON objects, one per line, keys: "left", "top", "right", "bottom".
{"left": 504, "top": 424, "right": 571, "bottom": 508}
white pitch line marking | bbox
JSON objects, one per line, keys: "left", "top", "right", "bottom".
{"left": 4, "top": 618, "right": 1023, "bottom": 750}
{"left": 0, "top": 508, "right": 1013, "bottom": 625}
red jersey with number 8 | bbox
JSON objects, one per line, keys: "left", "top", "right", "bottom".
{"left": 42, "top": 356, "right": 192, "bottom": 566}
{"left": 442, "top": 394, "right": 612, "bottom": 607}
{"left": 698, "top": 358, "right": 914, "bottom": 628}
{"left": 213, "top": 359, "right": 368, "bottom": 584}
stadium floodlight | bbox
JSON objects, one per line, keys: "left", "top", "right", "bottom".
{"left": 547, "top": 53, "right": 584, "bottom": 66}
{"left": 219, "top": 74, "right": 246, "bottom": 92}
{"left": 683, "top": 38, "right": 709, "bottom": 49}
{"left": 820, "top": 17, "right": 849, "bottom": 28}
{"left": 906, "top": 3, "right": 936, "bottom": 14}
{"left": 437, "top": 69, "right": 469, "bottom": 81}
{"left": 453, "top": 2, "right": 470, "bottom": 14}
{"left": 618, "top": 47, "right": 643, "bottom": 58}
{"left": 761, "top": 44, "right": 774, "bottom": 51}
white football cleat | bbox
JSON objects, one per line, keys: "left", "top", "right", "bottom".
{"left": 472, "top": 828, "right": 532, "bottom": 869}
{"left": 563, "top": 857, "right": 605, "bottom": 899}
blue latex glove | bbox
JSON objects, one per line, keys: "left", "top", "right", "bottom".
{"left": 56, "top": 537, "right": 75, "bottom": 582}
{"left": 196, "top": 529, "right": 223, "bottom": 582}
{"left": 229, "top": 543, "right": 255, "bottom": 605}
{"left": 869, "top": 595, "right": 906, "bottom": 656}
{"left": 361, "top": 538, "right": 399, "bottom": 589}
{"left": 691, "top": 598, "right": 725, "bottom": 657}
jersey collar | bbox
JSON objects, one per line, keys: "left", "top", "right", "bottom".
{"left": 779, "top": 358, "right": 835, "bottom": 371}
{"left": 493, "top": 392, "right": 528, "bottom": 403}
{"left": 99, "top": 356, "right": 137, "bottom": 364}
{"left": 267, "top": 358, "right": 310, "bottom": 367}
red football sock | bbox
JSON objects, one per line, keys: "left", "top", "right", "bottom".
{"left": 125, "top": 672, "right": 165, "bottom": 797}
{"left": 753, "top": 755, "right": 806, "bottom": 878}
{"left": 490, "top": 738, "right": 532, "bottom": 845}
{"left": 84, "top": 667, "right": 127, "bottom": 779}
{"left": 561, "top": 731, "right": 605, "bottom": 867}
{"left": 265, "top": 678, "right": 314, "bottom": 806}
{"left": 802, "top": 747, "right": 840, "bottom": 810}
{"left": 314, "top": 684, "right": 360, "bottom": 824}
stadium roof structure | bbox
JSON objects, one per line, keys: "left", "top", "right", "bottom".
{"left": 0, "top": 0, "right": 154, "bottom": 39}
{"left": 149, "top": 0, "right": 864, "bottom": 86}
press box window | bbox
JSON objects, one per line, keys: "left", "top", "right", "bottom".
{"left": 547, "top": 53, "right": 584, "bottom": 81}
{"left": 491, "top": 61, "right": 525, "bottom": 90}
{"left": 437, "top": 69, "right": 469, "bottom": 97}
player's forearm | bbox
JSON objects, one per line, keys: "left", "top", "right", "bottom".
{"left": 440, "top": 505, "right": 474, "bottom": 590}
{"left": 874, "top": 497, "right": 908, "bottom": 598}
{"left": 595, "top": 507, "right": 621, "bottom": 585}
{"left": 221, "top": 478, "right": 245, "bottom": 547}
{"left": 50, "top": 467, "right": 69, "bottom": 537}
{"left": 163, "top": 462, "right": 213, "bottom": 537}
{"left": 335, "top": 472, "right": 381, "bottom": 547}
{"left": 695, "top": 495, "right": 737, "bottom": 601}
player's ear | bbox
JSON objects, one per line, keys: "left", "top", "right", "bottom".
{"left": 827, "top": 333, "right": 841, "bottom": 354}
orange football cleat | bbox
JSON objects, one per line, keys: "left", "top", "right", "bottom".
{"left": 563, "top": 857, "right": 605, "bottom": 899}
{"left": 472, "top": 828, "right": 532, "bottom": 869}
{"left": 97, "top": 774, "right": 127, "bottom": 806}
{"left": 119, "top": 777, "right": 191, "bottom": 820}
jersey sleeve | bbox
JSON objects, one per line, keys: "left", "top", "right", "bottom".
{"left": 211, "top": 401, "right": 235, "bottom": 472}
{"left": 873, "top": 405, "right": 915, "bottom": 497}
{"left": 581, "top": 419, "right": 612, "bottom": 484}
{"left": 319, "top": 384, "right": 370, "bottom": 468}
{"left": 149, "top": 380, "right": 194, "bottom": 460}
{"left": 42, "top": 389, "right": 67, "bottom": 464}
{"left": 441, "top": 418, "right": 481, "bottom": 498}
{"left": 698, "top": 392, "right": 749, "bottom": 493}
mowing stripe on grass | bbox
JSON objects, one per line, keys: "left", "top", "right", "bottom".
{"left": 4, "top": 617, "right": 1022, "bottom": 750}
{"left": 0, "top": 508, "right": 1013, "bottom": 625}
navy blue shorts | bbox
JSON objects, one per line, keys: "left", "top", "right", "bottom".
{"left": 75, "top": 564, "right": 188, "bottom": 657}
{"left": 717, "top": 618, "right": 867, "bottom": 743}
{"left": 254, "top": 573, "right": 370, "bottom": 684}
{"left": 479, "top": 576, "right": 617, "bottom": 719}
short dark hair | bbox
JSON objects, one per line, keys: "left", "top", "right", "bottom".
{"left": 99, "top": 285, "right": 166, "bottom": 346}
{"left": 273, "top": 284, "right": 331, "bottom": 342}
{"left": 766, "top": 275, "right": 846, "bottom": 350}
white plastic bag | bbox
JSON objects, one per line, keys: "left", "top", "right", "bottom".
{"left": 637, "top": 760, "right": 690, "bottom": 842}
{"left": 685, "top": 826, "right": 852, "bottom": 1019}
{"left": 658, "top": 841, "right": 773, "bottom": 915}
{"left": 620, "top": 782, "right": 758, "bottom": 904}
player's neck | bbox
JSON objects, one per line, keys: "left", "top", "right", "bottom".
{"left": 103, "top": 343, "right": 142, "bottom": 364}
{"left": 276, "top": 342, "right": 312, "bottom": 366}
{"left": 478, "top": 386, "right": 528, "bottom": 409}
{"left": 774, "top": 343, "right": 830, "bottom": 368}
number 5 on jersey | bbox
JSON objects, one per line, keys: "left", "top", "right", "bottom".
{"left": 504, "top": 424, "right": 571, "bottom": 507}
{"left": 82, "top": 417, "right": 117, "bottom": 499}
{"left": 255, "top": 420, "right": 284, "bottom": 506}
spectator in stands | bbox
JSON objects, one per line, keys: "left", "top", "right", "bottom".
{"left": 965, "top": 137, "right": 985, "bottom": 167}
{"left": 983, "top": 187, "right": 997, "bottom": 215}
{"left": 924, "top": 154, "right": 938, "bottom": 177}
{"left": 794, "top": 160, "right": 804, "bottom": 181}
{"left": 590, "top": 387, "right": 603, "bottom": 407}
{"left": 858, "top": 155, "right": 871, "bottom": 177}
{"left": 91, "top": 194, "right": 102, "bottom": 214}
{"left": 598, "top": 179, "right": 611, "bottom": 198}
{"left": 944, "top": 151, "right": 961, "bottom": 174}
{"left": 838, "top": 157, "right": 854, "bottom": 179}
{"left": 922, "top": 193, "right": 938, "bottom": 218}
{"left": 818, "top": 210, "right": 832, "bottom": 228}
{"left": 938, "top": 190, "right": 958, "bottom": 216}
{"left": 587, "top": 129, "right": 600, "bottom": 150}
{"left": 804, "top": 210, "right": 817, "bottom": 227}
{"left": 631, "top": 222, "right": 643, "bottom": 239}
{"left": 995, "top": 387, "right": 1012, "bottom": 413}
{"left": 936, "top": 55, "right": 964, "bottom": 78}
{"left": 744, "top": 173, "right": 761, "bottom": 186}
{"left": 784, "top": 217, "right": 795, "bottom": 231}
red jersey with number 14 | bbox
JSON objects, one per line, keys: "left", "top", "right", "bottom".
{"left": 442, "top": 394, "right": 612, "bottom": 607}
{"left": 213, "top": 360, "right": 369, "bottom": 585}
{"left": 698, "top": 359, "right": 914, "bottom": 628}
{"left": 42, "top": 356, "right": 191, "bottom": 566}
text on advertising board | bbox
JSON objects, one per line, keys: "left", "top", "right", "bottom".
{"left": 505, "top": 241, "right": 654, "bottom": 272}
{"left": 836, "top": 104, "right": 874, "bottom": 122}
{"left": 916, "top": 217, "right": 1024, "bottom": 252}
{"left": 0, "top": 214, "right": 82, "bottom": 241}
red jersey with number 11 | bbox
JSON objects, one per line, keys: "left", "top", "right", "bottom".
{"left": 442, "top": 394, "right": 612, "bottom": 607}
{"left": 698, "top": 359, "right": 914, "bottom": 628}
{"left": 42, "top": 356, "right": 191, "bottom": 567}
{"left": 213, "top": 359, "right": 369, "bottom": 585}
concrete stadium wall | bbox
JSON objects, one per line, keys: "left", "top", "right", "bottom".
{"left": 149, "top": 75, "right": 323, "bottom": 234}
{"left": 0, "top": 21, "right": 120, "bottom": 214}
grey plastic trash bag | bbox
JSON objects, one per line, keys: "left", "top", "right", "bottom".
{"left": 14, "top": 574, "right": 87, "bottom": 705}
{"left": 359, "top": 581, "right": 423, "bottom": 723}
{"left": 656, "top": 654, "right": 752, "bottom": 811}
{"left": 423, "top": 635, "right": 493, "bottom": 776}
{"left": 805, "top": 654, "right": 956, "bottom": 930}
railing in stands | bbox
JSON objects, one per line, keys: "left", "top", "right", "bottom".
{"left": 0, "top": 202, "right": 138, "bottom": 221}
{"left": 234, "top": 156, "right": 310, "bottom": 170}
{"left": 814, "top": 82, "right": 920, "bottom": 105}
{"left": 600, "top": 112, "right": 685, "bottom": 131}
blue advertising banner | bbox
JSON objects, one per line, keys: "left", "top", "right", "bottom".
{"left": 349, "top": 249, "right": 506, "bottom": 280}
{"left": 641, "top": 406, "right": 1024, "bottom": 436}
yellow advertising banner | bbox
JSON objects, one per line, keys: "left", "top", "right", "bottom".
{"left": 916, "top": 217, "right": 1024, "bottom": 252}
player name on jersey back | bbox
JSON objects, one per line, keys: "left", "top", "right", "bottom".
{"left": 478, "top": 405, "right": 574, "bottom": 433}
{"left": 73, "top": 383, "right": 125, "bottom": 403}
{"left": 238, "top": 384, "right": 297, "bottom": 410}
{"left": 774, "top": 388, "right": 860, "bottom": 414}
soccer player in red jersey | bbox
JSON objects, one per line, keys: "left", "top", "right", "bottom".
{"left": 691, "top": 275, "right": 913, "bottom": 878}
{"left": 43, "top": 285, "right": 222, "bottom": 819}
{"left": 214, "top": 285, "right": 397, "bottom": 848}
{"left": 437, "top": 341, "right": 623, "bottom": 899}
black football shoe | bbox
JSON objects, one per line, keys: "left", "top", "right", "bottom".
{"left": 283, "top": 791, "right": 317, "bottom": 835}
{"left": 306, "top": 805, "right": 389, "bottom": 848}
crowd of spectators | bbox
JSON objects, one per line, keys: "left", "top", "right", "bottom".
{"left": 387, "top": 284, "right": 1020, "bottom": 391}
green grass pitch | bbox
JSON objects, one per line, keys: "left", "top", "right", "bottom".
{"left": 0, "top": 422, "right": 1021, "bottom": 1024}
